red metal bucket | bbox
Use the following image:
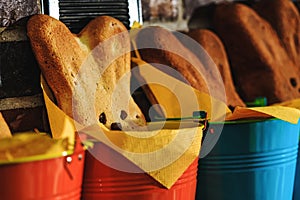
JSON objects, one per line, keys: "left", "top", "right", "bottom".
{"left": 0, "top": 139, "right": 85, "bottom": 200}
{"left": 81, "top": 142, "right": 198, "bottom": 200}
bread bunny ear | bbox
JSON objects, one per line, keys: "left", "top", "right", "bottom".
{"left": 135, "top": 26, "right": 226, "bottom": 104}
{"left": 253, "top": 0, "right": 300, "bottom": 70}
{"left": 76, "top": 16, "right": 146, "bottom": 130}
{"left": 187, "top": 29, "right": 245, "bottom": 108}
{"left": 213, "top": 3, "right": 300, "bottom": 104}
{"left": 28, "top": 14, "right": 146, "bottom": 130}
{"left": 27, "top": 14, "right": 89, "bottom": 124}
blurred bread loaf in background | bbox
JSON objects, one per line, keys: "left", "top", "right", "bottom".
{"left": 213, "top": 2, "right": 300, "bottom": 104}
{"left": 253, "top": 0, "right": 300, "bottom": 73}
{"left": 187, "top": 29, "right": 245, "bottom": 108}
{"left": 186, "top": 0, "right": 300, "bottom": 105}
{"left": 135, "top": 26, "right": 227, "bottom": 104}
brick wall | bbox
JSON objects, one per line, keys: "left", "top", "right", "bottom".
{"left": 0, "top": 0, "right": 47, "bottom": 133}
{"left": 0, "top": 0, "right": 40, "bottom": 26}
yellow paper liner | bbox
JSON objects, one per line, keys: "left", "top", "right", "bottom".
{"left": 130, "top": 25, "right": 300, "bottom": 124}
{"left": 41, "top": 77, "right": 203, "bottom": 189}
{"left": 131, "top": 57, "right": 300, "bottom": 125}
{"left": 0, "top": 132, "right": 71, "bottom": 165}
{"left": 39, "top": 24, "right": 300, "bottom": 188}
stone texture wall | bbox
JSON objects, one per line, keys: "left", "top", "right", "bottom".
{"left": 0, "top": 0, "right": 46, "bottom": 133}
{"left": 0, "top": 0, "right": 41, "bottom": 26}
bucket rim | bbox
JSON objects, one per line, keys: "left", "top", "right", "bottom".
{"left": 210, "top": 117, "right": 278, "bottom": 125}
{"left": 0, "top": 149, "right": 75, "bottom": 166}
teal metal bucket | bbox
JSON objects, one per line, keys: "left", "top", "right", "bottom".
{"left": 293, "top": 139, "right": 300, "bottom": 200}
{"left": 196, "top": 118, "right": 300, "bottom": 200}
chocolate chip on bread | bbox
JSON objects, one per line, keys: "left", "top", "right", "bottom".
{"left": 187, "top": 29, "right": 245, "bottom": 108}
{"left": 27, "top": 14, "right": 146, "bottom": 130}
{"left": 213, "top": 3, "right": 300, "bottom": 104}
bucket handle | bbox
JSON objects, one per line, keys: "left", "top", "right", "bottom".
{"left": 63, "top": 136, "right": 84, "bottom": 180}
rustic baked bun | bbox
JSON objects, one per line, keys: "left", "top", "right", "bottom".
{"left": 27, "top": 14, "right": 146, "bottom": 130}
{"left": 253, "top": 0, "right": 300, "bottom": 73}
{"left": 187, "top": 29, "right": 245, "bottom": 108}
{"left": 213, "top": 3, "right": 300, "bottom": 104}
{"left": 135, "top": 26, "right": 226, "bottom": 103}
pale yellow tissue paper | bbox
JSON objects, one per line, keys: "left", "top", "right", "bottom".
{"left": 42, "top": 76, "right": 204, "bottom": 188}
{"left": 131, "top": 56, "right": 300, "bottom": 125}
{"left": 131, "top": 57, "right": 231, "bottom": 122}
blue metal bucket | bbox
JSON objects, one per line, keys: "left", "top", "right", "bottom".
{"left": 293, "top": 139, "right": 300, "bottom": 200}
{"left": 196, "top": 118, "right": 300, "bottom": 200}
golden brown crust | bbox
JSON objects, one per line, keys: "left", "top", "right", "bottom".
{"left": 213, "top": 3, "right": 300, "bottom": 104}
{"left": 187, "top": 29, "right": 245, "bottom": 108}
{"left": 0, "top": 113, "right": 11, "bottom": 139}
{"left": 27, "top": 14, "right": 87, "bottom": 123}
{"left": 27, "top": 14, "right": 146, "bottom": 130}
{"left": 253, "top": 0, "right": 300, "bottom": 69}
{"left": 135, "top": 26, "right": 226, "bottom": 103}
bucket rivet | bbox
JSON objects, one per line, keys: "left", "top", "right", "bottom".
{"left": 66, "top": 156, "right": 72, "bottom": 163}
{"left": 78, "top": 154, "right": 83, "bottom": 161}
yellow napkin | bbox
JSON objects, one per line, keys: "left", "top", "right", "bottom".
{"left": 131, "top": 57, "right": 231, "bottom": 122}
{"left": 41, "top": 77, "right": 81, "bottom": 149}
{"left": 80, "top": 123, "right": 203, "bottom": 188}
{"left": 130, "top": 23, "right": 300, "bottom": 124}
{"left": 274, "top": 98, "right": 300, "bottom": 110}
{"left": 0, "top": 132, "right": 69, "bottom": 165}
{"left": 41, "top": 77, "right": 203, "bottom": 189}
{"left": 227, "top": 105, "right": 300, "bottom": 124}
{"left": 131, "top": 57, "right": 300, "bottom": 125}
